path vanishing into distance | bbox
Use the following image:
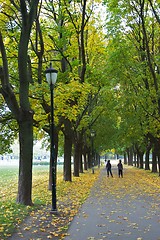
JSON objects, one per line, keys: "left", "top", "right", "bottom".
{"left": 65, "top": 165, "right": 160, "bottom": 240}
{"left": 8, "top": 163, "right": 160, "bottom": 240}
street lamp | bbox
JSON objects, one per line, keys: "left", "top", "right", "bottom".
{"left": 45, "top": 63, "right": 58, "bottom": 213}
{"left": 91, "top": 130, "right": 95, "bottom": 174}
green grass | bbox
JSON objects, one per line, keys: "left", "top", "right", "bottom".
{"left": 0, "top": 166, "right": 18, "bottom": 183}
{"left": 0, "top": 164, "right": 63, "bottom": 239}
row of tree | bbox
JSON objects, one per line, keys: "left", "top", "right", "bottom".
{"left": 0, "top": 0, "right": 160, "bottom": 205}
{"left": 103, "top": 0, "right": 160, "bottom": 175}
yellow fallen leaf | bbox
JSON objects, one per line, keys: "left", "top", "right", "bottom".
{"left": 0, "top": 227, "right": 4, "bottom": 232}
{"left": 47, "top": 235, "right": 52, "bottom": 239}
{"left": 24, "top": 227, "right": 31, "bottom": 231}
{"left": 40, "top": 228, "right": 46, "bottom": 232}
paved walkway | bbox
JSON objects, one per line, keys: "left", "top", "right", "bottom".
{"left": 64, "top": 166, "right": 160, "bottom": 240}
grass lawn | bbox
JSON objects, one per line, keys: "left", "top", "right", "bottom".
{"left": 0, "top": 164, "right": 99, "bottom": 239}
{"left": 0, "top": 165, "right": 49, "bottom": 238}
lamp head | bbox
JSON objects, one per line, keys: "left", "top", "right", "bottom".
{"left": 45, "top": 63, "right": 58, "bottom": 85}
{"left": 91, "top": 130, "right": 95, "bottom": 138}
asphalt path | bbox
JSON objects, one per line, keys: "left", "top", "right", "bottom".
{"left": 64, "top": 166, "right": 160, "bottom": 240}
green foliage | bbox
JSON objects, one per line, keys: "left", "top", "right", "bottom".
{"left": 0, "top": 100, "right": 18, "bottom": 154}
{"left": 100, "top": 0, "right": 160, "bottom": 153}
{"left": 1, "top": 0, "right": 160, "bottom": 163}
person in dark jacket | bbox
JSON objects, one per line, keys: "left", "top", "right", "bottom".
{"left": 106, "top": 160, "right": 113, "bottom": 177}
{"left": 117, "top": 159, "right": 123, "bottom": 178}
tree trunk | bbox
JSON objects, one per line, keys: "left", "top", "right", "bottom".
{"left": 127, "top": 148, "right": 133, "bottom": 166}
{"left": 137, "top": 155, "right": 140, "bottom": 168}
{"left": 88, "top": 149, "right": 92, "bottom": 168}
{"left": 97, "top": 153, "right": 100, "bottom": 168}
{"left": 73, "top": 140, "right": 80, "bottom": 177}
{"left": 79, "top": 154, "right": 83, "bottom": 173}
{"left": 73, "top": 132, "right": 84, "bottom": 176}
{"left": 63, "top": 133, "right": 72, "bottom": 181}
{"left": 152, "top": 148, "right": 157, "bottom": 173}
{"left": 145, "top": 148, "right": 150, "bottom": 170}
{"left": 134, "top": 153, "right": 137, "bottom": 167}
{"left": 124, "top": 152, "right": 127, "bottom": 164}
{"left": 139, "top": 152, "right": 144, "bottom": 169}
{"left": 1, "top": 1, "right": 39, "bottom": 206}
{"left": 17, "top": 112, "right": 33, "bottom": 205}
{"left": 83, "top": 143, "right": 88, "bottom": 170}
{"left": 79, "top": 134, "right": 83, "bottom": 173}
{"left": 155, "top": 139, "right": 160, "bottom": 176}
{"left": 136, "top": 147, "right": 144, "bottom": 169}
{"left": 16, "top": 0, "right": 39, "bottom": 205}
{"left": 83, "top": 153, "right": 88, "bottom": 170}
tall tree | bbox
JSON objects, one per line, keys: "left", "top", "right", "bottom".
{"left": 0, "top": 0, "right": 40, "bottom": 205}
{"left": 42, "top": 0, "right": 106, "bottom": 180}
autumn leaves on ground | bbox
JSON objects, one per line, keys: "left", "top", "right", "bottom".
{"left": 0, "top": 166, "right": 99, "bottom": 239}
{"left": 0, "top": 165, "right": 160, "bottom": 240}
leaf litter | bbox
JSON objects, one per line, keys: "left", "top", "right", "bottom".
{"left": 2, "top": 166, "right": 160, "bottom": 240}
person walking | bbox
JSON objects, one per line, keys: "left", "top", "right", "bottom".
{"left": 106, "top": 160, "right": 113, "bottom": 177}
{"left": 117, "top": 159, "right": 123, "bottom": 178}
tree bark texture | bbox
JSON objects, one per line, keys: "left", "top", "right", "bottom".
{"left": 133, "top": 153, "right": 137, "bottom": 167}
{"left": 139, "top": 152, "right": 144, "bottom": 169}
{"left": 73, "top": 132, "right": 83, "bottom": 176}
{"left": 124, "top": 152, "right": 127, "bottom": 165}
{"left": 88, "top": 149, "right": 92, "bottom": 169}
{"left": 73, "top": 140, "right": 80, "bottom": 177}
{"left": 152, "top": 148, "right": 158, "bottom": 173}
{"left": 79, "top": 154, "right": 83, "bottom": 173}
{"left": 17, "top": 112, "right": 33, "bottom": 205}
{"left": 63, "top": 119, "right": 73, "bottom": 181}
{"left": 127, "top": 148, "right": 133, "bottom": 166}
{"left": 83, "top": 153, "right": 88, "bottom": 170}
{"left": 145, "top": 148, "right": 150, "bottom": 170}
{"left": 63, "top": 133, "right": 72, "bottom": 181}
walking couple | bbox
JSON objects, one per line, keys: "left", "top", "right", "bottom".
{"left": 105, "top": 159, "right": 123, "bottom": 178}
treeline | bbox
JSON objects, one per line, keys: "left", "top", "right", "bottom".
{"left": 98, "top": 0, "right": 160, "bottom": 176}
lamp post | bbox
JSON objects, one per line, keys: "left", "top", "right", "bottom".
{"left": 45, "top": 63, "right": 58, "bottom": 213}
{"left": 91, "top": 130, "right": 95, "bottom": 174}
